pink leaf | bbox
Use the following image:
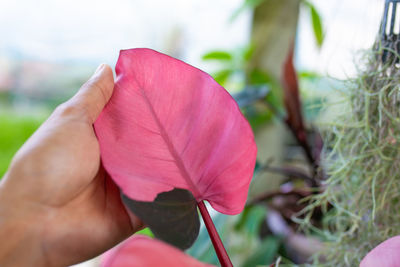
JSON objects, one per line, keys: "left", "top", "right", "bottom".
{"left": 360, "top": 236, "right": 400, "bottom": 267}
{"left": 94, "top": 48, "right": 257, "bottom": 215}
{"left": 102, "top": 235, "right": 215, "bottom": 267}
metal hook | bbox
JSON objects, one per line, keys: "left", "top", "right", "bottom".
{"left": 380, "top": 0, "right": 400, "bottom": 63}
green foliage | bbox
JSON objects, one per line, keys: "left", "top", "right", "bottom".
{"left": 232, "top": 0, "right": 325, "bottom": 47}
{"left": 303, "top": 0, "right": 324, "bottom": 47}
{"left": 248, "top": 68, "right": 283, "bottom": 112}
{"left": 201, "top": 46, "right": 281, "bottom": 132}
{"left": 201, "top": 46, "right": 252, "bottom": 89}
{"left": 202, "top": 51, "right": 233, "bottom": 61}
{"left": 199, "top": 3, "right": 328, "bottom": 263}
{"left": 298, "top": 70, "right": 321, "bottom": 80}
{"left": 213, "top": 69, "right": 234, "bottom": 86}
{"left": 243, "top": 44, "right": 255, "bottom": 62}
{"left": 136, "top": 228, "right": 154, "bottom": 238}
{"left": 242, "top": 236, "right": 282, "bottom": 267}
{"left": 245, "top": 107, "right": 273, "bottom": 131}
{"left": 0, "top": 112, "right": 44, "bottom": 178}
{"left": 298, "top": 71, "right": 329, "bottom": 122}
{"left": 187, "top": 214, "right": 228, "bottom": 265}
{"left": 300, "top": 49, "right": 400, "bottom": 266}
{"left": 187, "top": 206, "right": 284, "bottom": 266}
{"left": 235, "top": 205, "right": 267, "bottom": 235}
{"left": 230, "top": 0, "right": 265, "bottom": 22}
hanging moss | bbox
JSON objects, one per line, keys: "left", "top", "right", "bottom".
{"left": 298, "top": 46, "right": 400, "bottom": 266}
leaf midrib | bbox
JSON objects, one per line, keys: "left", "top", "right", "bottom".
{"left": 139, "top": 87, "right": 201, "bottom": 199}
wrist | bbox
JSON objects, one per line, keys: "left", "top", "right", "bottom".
{"left": 0, "top": 180, "right": 47, "bottom": 266}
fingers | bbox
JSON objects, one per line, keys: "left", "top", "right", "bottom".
{"left": 69, "top": 64, "right": 115, "bottom": 123}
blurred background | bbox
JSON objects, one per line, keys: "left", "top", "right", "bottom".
{"left": 0, "top": 0, "right": 384, "bottom": 266}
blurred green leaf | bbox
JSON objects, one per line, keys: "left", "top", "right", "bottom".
{"left": 304, "top": 1, "right": 324, "bottom": 47}
{"left": 243, "top": 44, "right": 255, "bottom": 62}
{"left": 310, "top": 6, "right": 323, "bottom": 47}
{"left": 230, "top": 0, "right": 265, "bottom": 22}
{"left": 247, "top": 68, "right": 283, "bottom": 115}
{"left": 235, "top": 206, "right": 251, "bottom": 231}
{"left": 202, "top": 51, "right": 233, "bottom": 62}
{"left": 242, "top": 236, "right": 282, "bottom": 267}
{"left": 249, "top": 69, "right": 274, "bottom": 85}
{"left": 235, "top": 205, "right": 267, "bottom": 236}
{"left": 298, "top": 70, "right": 321, "bottom": 80}
{"left": 242, "top": 206, "right": 267, "bottom": 236}
{"left": 213, "top": 69, "right": 234, "bottom": 86}
{"left": 254, "top": 161, "right": 262, "bottom": 173}
{"left": 187, "top": 213, "right": 229, "bottom": 265}
{"left": 245, "top": 108, "right": 273, "bottom": 131}
{"left": 136, "top": 228, "right": 154, "bottom": 237}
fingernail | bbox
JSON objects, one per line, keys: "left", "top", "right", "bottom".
{"left": 94, "top": 63, "right": 106, "bottom": 75}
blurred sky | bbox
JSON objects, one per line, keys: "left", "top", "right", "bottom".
{"left": 0, "top": 0, "right": 250, "bottom": 67}
{"left": 0, "top": 0, "right": 385, "bottom": 79}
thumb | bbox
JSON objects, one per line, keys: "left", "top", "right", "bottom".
{"left": 70, "top": 64, "right": 115, "bottom": 123}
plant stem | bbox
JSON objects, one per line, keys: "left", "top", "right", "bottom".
{"left": 250, "top": 188, "right": 312, "bottom": 205}
{"left": 197, "top": 201, "right": 233, "bottom": 267}
{"left": 259, "top": 164, "right": 313, "bottom": 184}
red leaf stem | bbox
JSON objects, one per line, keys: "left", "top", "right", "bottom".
{"left": 197, "top": 201, "right": 233, "bottom": 267}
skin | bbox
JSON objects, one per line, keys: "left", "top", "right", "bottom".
{"left": 0, "top": 64, "right": 143, "bottom": 267}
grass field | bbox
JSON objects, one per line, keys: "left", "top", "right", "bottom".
{"left": 0, "top": 112, "right": 45, "bottom": 178}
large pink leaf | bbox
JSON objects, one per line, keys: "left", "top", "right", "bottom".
{"left": 95, "top": 48, "right": 257, "bottom": 215}
{"left": 360, "top": 236, "right": 400, "bottom": 267}
{"left": 102, "top": 235, "right": 215, "bottom": 267}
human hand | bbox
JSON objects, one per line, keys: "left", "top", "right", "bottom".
{"left": 0, "top": 64, "right": 143, "bottom": 267}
